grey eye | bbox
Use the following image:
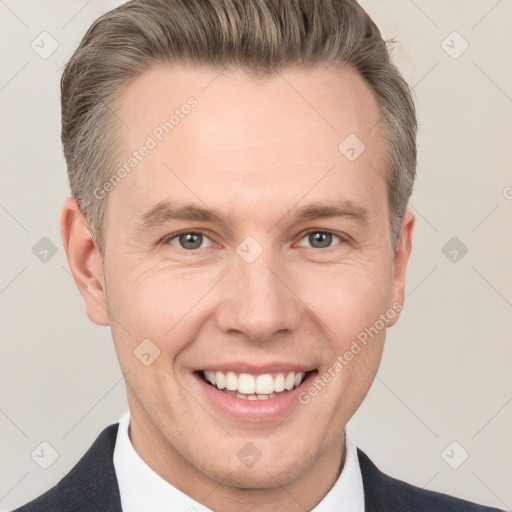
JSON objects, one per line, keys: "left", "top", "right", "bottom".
{"left": 297, "top": 231, "right": 343, "bottom": 250}
{"left": 169, "top": 232, "right": 211, "bottom": 250}
{"left": 308, "top": 232, "right": 334, "bottom": 249}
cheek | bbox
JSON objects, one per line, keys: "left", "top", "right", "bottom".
{"left": 105, "top": 261, "right": 185, "bottom": 326}
{"left": 296, "top": 262, "right": 394, "bottom": 340}
{"left": 104, "top": 265, "right": 212, "bottom": 362}
{"left": 105, "top": 250, "right": 394, "bottom": 360}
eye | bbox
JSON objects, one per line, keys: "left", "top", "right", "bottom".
{"left": 166, "top": 231, "right": 214, "bottom": 251}
{"left": 296, "top": 231, "right": 344, "bottom": 250}
{"left": 164, "top": 230, "right": 345, "bottom": 252}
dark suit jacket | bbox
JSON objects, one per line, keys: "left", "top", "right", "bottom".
{"left": 13, "top": 422, "right": 504, "bottom": 511}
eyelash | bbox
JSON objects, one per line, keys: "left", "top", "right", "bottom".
{"left": 163, "top": 230, "right": 347, "bottom": 253}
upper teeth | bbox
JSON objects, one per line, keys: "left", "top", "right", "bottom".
{"left": 203, "top": 370, "right": 306, "bottom": 395}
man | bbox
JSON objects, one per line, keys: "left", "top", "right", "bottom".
{"left": 14, "top": 0, "right": 504, "bottom": 510}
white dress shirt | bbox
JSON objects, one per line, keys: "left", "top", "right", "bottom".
{"left": 113, "top": 409, "right": 365, "bottom": 511}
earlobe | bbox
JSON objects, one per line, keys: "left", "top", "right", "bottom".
{"left": 60, "top": 197, "right": 110, "bottom": 326}
{"left": 388, "top": 209, "right": 415, "bottom": 327}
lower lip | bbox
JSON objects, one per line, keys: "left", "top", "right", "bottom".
{"left": 194, "top": 371, "right": 317, "bottom": 422}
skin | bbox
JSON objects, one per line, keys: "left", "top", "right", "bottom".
{"left": 61, "top": 63, "right": 414, "bottom": 511}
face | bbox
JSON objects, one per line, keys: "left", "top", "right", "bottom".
{"left": 62, "top": 63, "right": 414, "bottom": 507}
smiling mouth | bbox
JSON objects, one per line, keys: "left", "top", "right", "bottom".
{"left": 197, "top": 369, "right": 315, "bottom": 400}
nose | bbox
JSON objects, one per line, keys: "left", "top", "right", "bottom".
{"left": 215, "top": 248, "right": 303, "bottom": 343}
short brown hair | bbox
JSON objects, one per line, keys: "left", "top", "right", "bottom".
{"left": 61, "top": 0, "right": 417, "bottom": 254}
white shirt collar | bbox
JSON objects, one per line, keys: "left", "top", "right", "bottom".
{"left": 113, "top": 409, "right": 365, "bottom": 511}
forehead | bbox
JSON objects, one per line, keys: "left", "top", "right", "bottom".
{"left": 115, "top": 62, "right": 383, "bottom": 150}
{"left": 108, "top": 63, "right": 388, "bottom": 229}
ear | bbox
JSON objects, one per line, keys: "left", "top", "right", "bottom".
{"left": 60, "top": 197, "right": 109, "bottom": 326}
{"left": 388, "top": 208, "right": 415, "bottom": 327}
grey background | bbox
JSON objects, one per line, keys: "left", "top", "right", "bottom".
{"left": 1, "top": 0, "right": 511, "bottom": 510}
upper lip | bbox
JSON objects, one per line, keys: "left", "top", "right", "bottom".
{"left": 196, "top": 362, "right": 316, "bottom": 374}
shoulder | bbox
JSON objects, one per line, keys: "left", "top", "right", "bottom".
{"left": 357, "top": 448, "right": 505, "bottom": 512}
{"left": 12, "top": 423, "right": 121, "bottom": 512}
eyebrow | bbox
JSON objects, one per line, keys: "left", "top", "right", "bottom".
{"left": 135, "top": 199, "right": 370, "bottom": 232}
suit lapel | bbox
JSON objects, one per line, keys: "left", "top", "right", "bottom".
{"left": 358, "top": 447, "right": 411, "bottom": 512}
{"left": 56, "top": 423, "right": 123, "bottom": 511}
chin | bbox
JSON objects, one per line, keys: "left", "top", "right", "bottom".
{"left": 199, "top": 445, "right": 316, "bottom": 490}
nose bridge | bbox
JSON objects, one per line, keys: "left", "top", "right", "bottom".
{"left": 215, "top": 240, "right": 302, "bottom": 341}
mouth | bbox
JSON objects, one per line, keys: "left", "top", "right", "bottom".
{"left": 196, "top": 369, "right": 315, "bottom": 401}
{"left": 193, "top": 365, "right": 318, "bottom": 421}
